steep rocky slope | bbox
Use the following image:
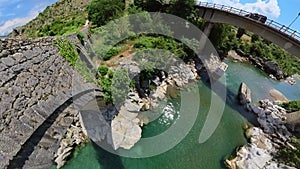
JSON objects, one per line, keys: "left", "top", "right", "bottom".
{"left": 12, "top": 0, "right": 89, "bottom": 38}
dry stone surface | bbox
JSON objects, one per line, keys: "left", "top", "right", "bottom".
{"left": 0, "top": 37, "right": 98, "bottom": 168}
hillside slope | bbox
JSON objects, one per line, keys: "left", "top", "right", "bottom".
{"left": 15, "top": 0, "right": 90, "bottom": 38}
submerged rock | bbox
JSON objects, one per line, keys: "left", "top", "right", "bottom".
{"left": 268, "top": 89, "right": 288, "bottom": 103}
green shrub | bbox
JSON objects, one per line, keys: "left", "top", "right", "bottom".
{"left": 276, "top": 137, "right": 300, "bottom": 167}
{"left": 111, "top": 69, "right": 131, "bottom": 104}
{"left": 280, "top": 100, "right": 300, "bottom": 112}
{"left": 99, "top": 76, "right": 113, "bottom": 103}
{"left": 87, "top": 0, "right": 125, "bottom": 27}
{"left": 55, "top": 38, "right": 79, "bottom": 66}
{"left": 108, "top": 70, "right": 114, "bottom": 78}
{"left": 76, "top": 31, "right": 85, "bottom": 44}
{"left": 103, "top": 47, "right": 120, "bottom": 60}
{"left": 98, "top": 66, "right": 109, "bottom": 76}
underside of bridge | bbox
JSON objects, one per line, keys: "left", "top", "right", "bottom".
{"left": 196, "top": 6, "right": 300, "bottom": 59}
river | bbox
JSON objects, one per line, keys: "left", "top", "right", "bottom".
{"left": 56, "top": 59, "right": 300, "bottom": 169}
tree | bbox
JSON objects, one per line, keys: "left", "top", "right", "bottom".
{"left": 87, "top": 0, "right": 125, "bottom": 27}
{"left": 251, "top": 34, "right": 259, "bottom": 42}
{"left": 167, "top": 0, "right": 195, "bottom": 19}
{"left": 111, "top": 69, "right": 131, "bottom": 104}
{"left": 236, "top": 27, "right": 246, "bottom": 39}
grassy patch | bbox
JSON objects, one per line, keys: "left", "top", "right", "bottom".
{"left": 280, "top": 100, "right": 300, "bottom": 112}
{"left": 56, "top": 38, "right": 94, "bottom": 82}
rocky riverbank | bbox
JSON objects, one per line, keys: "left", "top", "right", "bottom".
{"left": 228, "top": 50, "right": 286, "bottom": 80}
{"left": 54, "top": 111, "right": 88, "bottom": 168}
{"left": 109, "top": 59, "right": 199, "bottom": 150}
{"left": 226, "top": 98, "right": 297, "bottom": 169}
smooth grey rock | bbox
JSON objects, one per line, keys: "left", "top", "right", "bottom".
{"left": 239, "top": 82, "right": 252, "bottom": 105}
{"left": 124, "top": 99, "right": 141, "bottom": 112}
{"left": 0, "top": 50, "right": 10, "bottom": 58}
{"left": 0, "top": 63, "right": 7, "bottom": 71}
{"left": 1, "top": 57, "right": 16, "bottom": 66}
{"left": 12, "top": 53, "right": 24, "bottom": 62}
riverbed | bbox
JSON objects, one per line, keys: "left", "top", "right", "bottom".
{"left": 57, "top": 59, "right": 300, "bottom": 169}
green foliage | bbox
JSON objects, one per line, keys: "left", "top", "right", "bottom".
{"left": 134, "top": 0, "right": 196, "bottom": 19}
{"left": 247, "top": 40, "right": 300, "bottom": 76}
{"left": 87, "top": 0, "right": 125, "bottom": 27}
{"left": 98, "top": 66, "right": 109, "bottom": 76}
{"left": 103, "top": 45, "right": 127, "bottom": 61}
{"left": 166, "top": 0, "right": 196, "bottom": 19}
{"left": 76, "top": 31, "right": 85, "bottom": 44}
{"left": 251, "top": 34, "right": 259, "bottom": 42}
{"left": 276, "top": 138, "right": 300, "bottom": 167}
{"left": 133, "top": 36, "right": 188, "bottom": 60}
{"left": 213, "top": 23, "right": 300, "bottom": 76}
{"left": 280, "top": 100, "right": 300, "bottom": 112}
{"left": 99, "top": 75, "right": 113, "bottom": 103}
{"left": 108, "top": 70, "right": 114, "bottom": 78}
{"left": 111, "top": 69, "right": 131, "bottom": 104}
{"left": 55, "top": 38, "right": 79, "bottom": 66}
{"left": 38, "top": 17, "right": 85, "bottom": 37}
{"left": 98, "top": 69, "right": 131, "bottom": 104}
{"left": 19, "top": 0, "right": 89, "bottom": 38}
{"left": 236, "top": 28, "right": 246, "bottom": 39}
{"left": 209, "top": 24, "right": 238, "bottom": 52}
{"left": 103, "top": 47, "right": 120, "bottom": 60}
{"left": 75, "top": 61, "right": 95, "bottom": 83}
{"left": 56, "top": 38, "right": 94, "bottom": 82}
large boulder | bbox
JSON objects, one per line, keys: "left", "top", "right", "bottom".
{"left": 238, "top": 82, "right": 252, "bottom": 105}
{"left": 263, "top": 61, "right": 284, "bottom": 80}
{"left": 111, "top": 106, "right": 142, "bottom": 150}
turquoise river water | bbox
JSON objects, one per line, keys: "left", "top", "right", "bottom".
{"left": 57, "top": 59, "right": 300, "bottom": 169}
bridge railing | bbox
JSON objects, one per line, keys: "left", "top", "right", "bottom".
{"left": 198, "top": 2, "right": 300, "bottom": 42}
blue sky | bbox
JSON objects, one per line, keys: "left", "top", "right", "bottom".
{"left": 0, "top": 0, "right": 299, "bottom": 36}
{"left": 0, "top": 0, "right": 57, "bottom": 36}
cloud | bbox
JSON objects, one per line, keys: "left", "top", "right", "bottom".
{"left": 0, "top": 11, "right": 38, "bottom": 36}
{"left": 203, "top": 0, "right": 281, "bottom": 19}
{"left": 0, "top": 2, "right": 49, "bottom": 36}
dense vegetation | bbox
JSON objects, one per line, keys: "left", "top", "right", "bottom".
{"left": 56, "top": 38, "right": 94, "bottom": 82}
{"left": 16, "top": 0, "right": 88, "bottom": 37}
{"left": 87, "top": 0, "right": 125, "bottom": 27}
{"left": 280, "top": 100, "right": 300, "bottom": 112}
{"left": 209, "top": 24, "right": 300, "bottom": 76}
{"left": 276, "top": 137, "right": 300, "bottom": 167}
{"left": 20, "top": 0, "right": 298, "bottom": 105}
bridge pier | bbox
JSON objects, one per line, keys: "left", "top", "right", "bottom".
{"left": 203, "top": 22, "right": 214, "bottom": 37}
